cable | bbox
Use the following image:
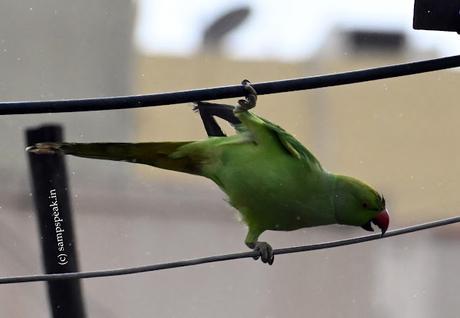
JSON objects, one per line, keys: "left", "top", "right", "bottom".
{"left": 1, "top": 55, "right": 460, "bottom": 115}
{"left": 0, "top": 215, "right": 458, "bottom": 285}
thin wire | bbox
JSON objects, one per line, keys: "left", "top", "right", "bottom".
{"left": 1, "top": 215, "right": 458, "bottom": 285}
{"left": 1, "top": 55, "right": 460, "bottom": 115}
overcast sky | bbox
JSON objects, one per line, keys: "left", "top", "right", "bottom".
{"left": 135, "top": 0, "right": 460, "bottom": 61}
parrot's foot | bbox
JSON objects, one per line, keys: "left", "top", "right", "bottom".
{"left": 248, "top": 241, "right": 274, "bottom": 265}
{"left": 235, "top": 79, "right": 257, "bottom": 113}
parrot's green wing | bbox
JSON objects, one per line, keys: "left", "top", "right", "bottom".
{"left": 235, "top": 114, "right": 323, "bottom": 171}
{"left": 261, "top": 118, "right": 319, "bottom": 161}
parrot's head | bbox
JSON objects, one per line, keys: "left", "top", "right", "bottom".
{"left": 334, "top": 175, "right": 389, "bottom": 236}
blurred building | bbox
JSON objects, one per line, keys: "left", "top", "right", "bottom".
{"left": 0, "top": 1, "right": 137, "bottom": 317}
{"left": 0, "top": 3, "right": 459, "bottom": 318}
{"left": 0, "top": 0, "right": 136, "bottom": 198}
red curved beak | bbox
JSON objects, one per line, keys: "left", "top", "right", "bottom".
{"left": 373, "top": 208, "right": 390, "bottom": 236}
{"left": 361, "top": 209, "right": 390, "bottom": 236}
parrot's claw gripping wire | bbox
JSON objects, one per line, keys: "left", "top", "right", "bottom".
{"left": 252, "top": 241, "right": 274, "bottom": 265}
{"left": 235, "top": 79, "right": 257, "bottom": 113}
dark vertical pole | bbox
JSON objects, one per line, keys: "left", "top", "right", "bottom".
{"left": 26, "top": 125, "right": 86, "bottom": 318}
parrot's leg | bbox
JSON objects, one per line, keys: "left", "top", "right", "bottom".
{"left": 234, "top": 79, "right": 257, "bottom": 113}
{"left": 193, "top": 101, "right": 241, "bottom": 137}
{"left": 245, "top": 228, "right": 274, "bottom": 265}
{"left": 194, "top": 79, "right": 256, "bottom": 136}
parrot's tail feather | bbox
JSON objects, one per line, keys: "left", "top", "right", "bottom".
{"left": 26, "top": 143, "right": 64, "bottom": 154}
{"left": 26, "top": 141, "right": 204, "bottom": 175}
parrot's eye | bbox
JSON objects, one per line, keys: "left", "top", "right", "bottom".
{"left": 362, "top": 202, "right": 368, "bottom": 208}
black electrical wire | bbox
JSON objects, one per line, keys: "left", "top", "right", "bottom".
{"left": 0, "top": 215, "right": 458, "bottom": 284}
{"left": 1, "top": 55, "right": 460, "bottom": 115}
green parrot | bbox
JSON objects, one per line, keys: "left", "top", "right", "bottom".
{"left": 27, "top": 80, "right": 389, "bottom": 265}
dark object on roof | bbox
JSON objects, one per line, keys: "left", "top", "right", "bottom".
{"left": 202, "top": 6, "right": 251, "bottom": 51}
{"left": 413, "top": 0, "right": 460, "bottom": 32}
{"left": 347, "top": 30, "right": 406, "bottom": 53}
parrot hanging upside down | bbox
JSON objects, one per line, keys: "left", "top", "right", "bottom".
{"left": 27, "top": 80, "right": 389, "bottom": 265}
